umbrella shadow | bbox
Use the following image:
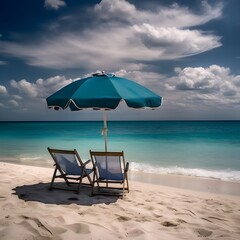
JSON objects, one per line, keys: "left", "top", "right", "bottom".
{"left": 13, "top": 182, "right": 119, "bottom": 206}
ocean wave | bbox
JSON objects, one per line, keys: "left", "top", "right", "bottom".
{"left": 20, "top": 156, "right": 45, "bottom": 161}
{"left": 130, "top": 162, "right": 240, "bottom": 182}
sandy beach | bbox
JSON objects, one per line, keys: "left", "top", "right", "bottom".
{"left": 0, "top": 162, "right": 240, "bottom": 240}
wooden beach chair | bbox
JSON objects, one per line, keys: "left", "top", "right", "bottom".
{"left": 90, "top": 151, "right": 129, "bottom": 198}
{"left": 48, "top": 148, "right": 93, "bottom": 193}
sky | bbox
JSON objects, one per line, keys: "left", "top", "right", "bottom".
{"left": 0, "top": 0, "right": 240, "bottom": 121}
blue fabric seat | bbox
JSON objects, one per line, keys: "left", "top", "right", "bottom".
{"left": 90, "top": 151, "right": 129, "bottom": 198}
{"left": 48, "top": 148, "right": 93, "bottom": 193}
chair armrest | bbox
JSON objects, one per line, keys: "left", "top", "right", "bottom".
{"left": 82, "top": 159, "right": 91, "bottom": 167}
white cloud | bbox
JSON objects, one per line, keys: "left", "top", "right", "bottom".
{"left": 133, "top": 24, "right": 221, "bottom": 58}
{"left": 114, "top": 68, "right": 165, "bottom": 94}
{"left": 12, "top": 95, "right": 22, "bottom": 100}
{"left": 166, "top": 65, "right": 240, "bottom": 106}
{"left": 94, "top": 0, "right": 223, "bottom": 28}
{"left": 10, "top": 79, "right": 38, "bottom": 97}
{"left": 0, "top": 60, "right": 7, "bottom": 65}
{"left": 0, "top": 76, "right": 74, "bottom": 115}
{"left": 0, "top": 85, "right": 8, "bottom": 94}
{"left": 10, "top": 76, "right": 72, "bottom": 98}
{"left": 8, "top": 99, "right": 19, "bottom": 107}
{"left": 160, "top": 1, "right": 223, "bottom": 28}
{"left": 44, "top": 0, "right": 66, "bottom": 10}
{"left": 0, "top": 0, "right": 223, "bottom": 70}
{"left": 94, "top": 0, "right": 136, "bottom": 21}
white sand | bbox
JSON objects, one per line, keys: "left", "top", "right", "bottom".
{"left": 0, "top": 162, "right": 240, "bottom": 240}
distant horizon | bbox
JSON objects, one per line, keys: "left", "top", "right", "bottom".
{"left": 2, "top": 119, "right": 240, "bottom": 122}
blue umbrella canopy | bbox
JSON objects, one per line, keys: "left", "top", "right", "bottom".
{"left": 46, "top": 72, "right": 162, "bottom": 150}
{"left": 47, "top": 73, "right": 162, "bottom": 110}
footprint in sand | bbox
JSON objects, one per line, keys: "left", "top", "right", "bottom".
{"left": 176, "top": 218, "right": 187, "bottom": 224}
{"left": 161, "top": 221, "right": 178, "bottom": 227}
{"left": 117, "top": 216, "right": 131, "bottom": 222}
{"left": 167, "top": 207, "right": 177, "bottom": 212}
{"left": 152, "top": 213, "right": 163, "bottom": 219}
{"left": 144, "top": 205, "right": 155, "bottom": 211}
{"left": 195, "top": 228, "right": 212, "bottom": 237}
{"left": 67, "top": 223, "right": 90, "bottom": 234}
{"left": 127, "top": 228, "right": 145, "bottom": 237}
{"left": 17, "top": 215, "right": 53, "bottom": 237}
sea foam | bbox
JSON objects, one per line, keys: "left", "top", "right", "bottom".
{"left": 130, "top": 162, "right": 240, "bottom": 182}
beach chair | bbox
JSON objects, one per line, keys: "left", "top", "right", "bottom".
{"left": 90, "top": 151, "right": 129, "bottom": 198}
{"left": 48, "top": 148, "right": 93, "bottom": 193}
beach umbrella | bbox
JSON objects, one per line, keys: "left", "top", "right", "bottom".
{"left": 46, "top": 72, "right": 162, "bottom": 151}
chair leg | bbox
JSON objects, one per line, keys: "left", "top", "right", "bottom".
{"left": 87, "top": 174, "right": 93, "bottom": 185}
{"left": 126, "top": 175, "right": 130, "bottom": 193}
{"left": 122, "top": 181, "right": 125, "bottom": 199}
{"left": 91, "top": 170, "right": 100, "bottom": 196}
{"left": 91, "top": 171, "right": 96, "bottom": 196}
{"left": 49, "top": 167, "right": 58, "bottom": 190}
{"left": 77, "top": 167, "right": 86, "bottom": 194}
{"left": 91, "top": 181, "right": 95, "bottom": 196}
{"left": 77, "top": 177, "right": 82, "bottom": 194}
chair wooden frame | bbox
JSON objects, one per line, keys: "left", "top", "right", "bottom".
{"left": 48, "top": 148, "right": 93, "bottom": 193}
{"left": 90, "top": 150, "right": 129, "bottom": 198}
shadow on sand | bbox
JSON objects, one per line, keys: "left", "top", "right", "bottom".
{"left": 13, "top": 182, "right": 119, "bottom": 206}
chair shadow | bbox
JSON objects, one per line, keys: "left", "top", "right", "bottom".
{"left": 13, "top": 182, "right": 119, "bottom": 206}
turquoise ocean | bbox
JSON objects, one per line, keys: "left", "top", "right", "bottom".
{"left": 1, "top": 121, "right": 240, "bottom": 182}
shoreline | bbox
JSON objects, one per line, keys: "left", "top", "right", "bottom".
{"left": 1, "top": 160, "right": 240, "bottom": 196}
{"left": 129, "top": 171, "right": 240, "bottom": 196}
{"left": 1, "top": 155, "right": 240, "bottom": 183}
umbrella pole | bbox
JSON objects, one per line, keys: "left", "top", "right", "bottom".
{"left": 103, "top": 110, "right": 108, "bottom": 187}
{"left": 103, "top": 110, "right": 108, "bottom": 152}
